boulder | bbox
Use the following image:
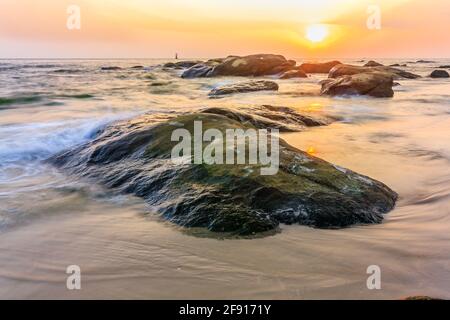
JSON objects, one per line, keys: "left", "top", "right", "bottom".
{"left": 209, "top": 54, "right": 295, "bottom": 77}
{"left": 299, "top": 61, "right": 342, "bottom": 74}
{"left": 329, "top": 64, "right": 420, "bottom": 79}
{"left": 430, "top": 70, "right": 450, "bottom": 78}
{"left": 321, "top": 72, "right": 395, "bottom": 98}
{"left": 208, "top": 80, "right": 279, "bottom": 97}
{"left": 48, "top": 108, "right": 397, "bottom": 237}
{"left": 279, "top": 69, "right": 307, "bottom": 79}
{"left": 364, "top": 60, "right": 384, "bottom": 67}
{"left": 182, "top": 54, "right": 297, "bottom": 78}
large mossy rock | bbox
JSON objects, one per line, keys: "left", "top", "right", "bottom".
{"left": 320, "top": 72, "right": 395, "bottom": 98}
{"left": 329, "top": 64, "right": 420, "bottom": 80}
{"left": 48, "top": 107, "right": 397, "bottom": 237}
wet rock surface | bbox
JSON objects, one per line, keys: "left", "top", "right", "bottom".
{"left": 321, "top": 72, "right": 395, "bottom": 98}
{"left": 208, "top": 80, "right": 279, "bottom": 97}
{"left": 329, "top": 64, "right": 421, "bottom": 79}
{"left": 201, "top": 105, "right": 336, "bottom": 131}
{"left": 48, "top": 107, "right": 397, "bottom": 237}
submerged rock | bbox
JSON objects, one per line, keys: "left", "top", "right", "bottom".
{"left": 299, "top": 61, "right": 342, "bottom": 74}
{"left": 321, "top": 72, "right": 394, "bottom": 98}
{"left": 182, "top": 54, "right": 296, "bottom": 78}
{"left": 329, "top": 64, "right": 420, "bottom": 80}
{"left": 430, "top": 70, "right": 450, "bottom": 78}
{"left": 208, "top": 80, "right": 279, "bottom": 97}
{"left": 100, "top": 66, "right": 122, "bottom": 71}
{"left": 279, "top": 69, "right": 307, "bottom": 79}
{"left": 48, "top": 108, "right": 397, "bottom": 237}
{"left": 163, "top": 61, "right": 203, "bottom": 69}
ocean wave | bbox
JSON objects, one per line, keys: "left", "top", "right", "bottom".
{"left": 0, "top": 114, "right": 135, "bottom": 163}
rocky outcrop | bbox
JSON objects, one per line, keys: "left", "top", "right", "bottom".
{"left": 299, "top": 61, "right": 342, "bottom": 74}
{"left": 182, "top": 54, "right": 297, "bottom": 78}
{"left": 364, "top": 61, "right": 384, "bottom": 67}
{"left": 208, "top": 80, "right": 279, "bottom": 97}
{"left": 48, "top": 107, "right": 397, "bottom": 237}
{"left": 321, "top": 72, "right": 394, "bottom": 98}
{"left": 430, "top": 70, "right": 450, "bottom": 78}
{"left": 329, "top": 64, "right": 420, "bottom": 79}
{"left": 279, "top": 69, "right": 307, "bottom": 79}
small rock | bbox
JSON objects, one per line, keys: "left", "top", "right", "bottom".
{"left": 208, "top": 80, "right": 279, "bottom": 97}
{"left": 279, "top": 69, "right": 307, "bottom": 79}
{"left": 430, "top": 70, "right": 450, "bottom": 78}
{"left": 101, "top": 66, "right": 122, "bottom": 71}
{"left": 163, "top": 61, "right": 203, "bottom": 69}
{"left": 364, "top": 60, "right": 384, "bottom": 67}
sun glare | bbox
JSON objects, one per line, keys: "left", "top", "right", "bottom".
{"left": 306, "top": 24, "right": 329, "bottom": 43}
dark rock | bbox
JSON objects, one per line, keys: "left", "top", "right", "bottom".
{"left": 430, "top": 70, "right": 450, "bottom": 78}
{"left": 389, "top": 64, "right": 407, "bottom": 67}
{"left": 329, "top": 64, "right": 420, "bottom": 79}
{"left": 299, "top": 61, "right": 342, "bottom": 74}
{"left": 279, "top": 69, "right": 307, "bottom": 79}
{"left": 208, "top": 80, "right": 279, "bottom": 97}
{"left": 364, "top": 61, "right": 384, "bottom": 67}
{"left": 321, "top": 72, "right": 394, "bottom": 98}
{"left": 416, "top": 60, "right": 435, "bottom": 63}
{"left": 101, "top": 66, "right": 122, "bottom": 71}
{"left": 131, "top": 65, "right": 144, "bottom": 69}
{"left": 181, "top": 64, "right": 214, "bottom": 78}
{"left": 438, "top": 65, "right": 450, "bottom": 69}
{"left": 48, "top": 108, "right": 397, "bottom": 237}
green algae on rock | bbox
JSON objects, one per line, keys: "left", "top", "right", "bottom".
{"left": 48, "top": 108, "right": 397, "bottom": 237}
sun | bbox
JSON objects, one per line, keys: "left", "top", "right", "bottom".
{"left": 306, "top": 24, "right": 329, "bottom": 43}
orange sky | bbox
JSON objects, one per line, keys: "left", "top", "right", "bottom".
{"left": 0, "top": 0, "right": 449, "bottom": 59}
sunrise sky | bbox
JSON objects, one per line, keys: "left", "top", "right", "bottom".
{"left": 1, "top": 0, "right": 449, "bottom": 59}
